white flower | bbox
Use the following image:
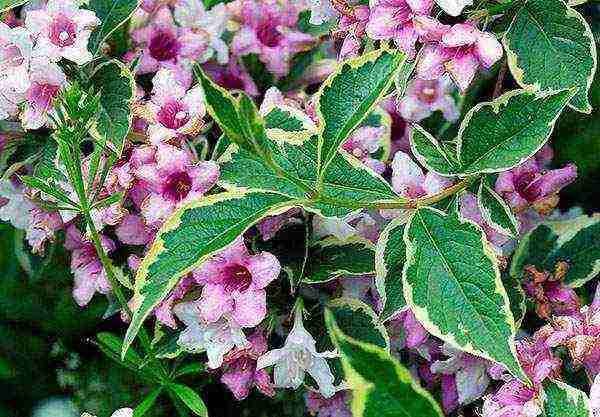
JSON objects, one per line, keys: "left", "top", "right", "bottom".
{"left": 434, "top": 0, "right": 474, "bottom": 17}
{"left": 0, "top": 180, "right": 34, "bottom": 229}
{"left": 257, "top": 308, "right": 337, "bottom": 398}
{"left": 174, "top": 301, "right": 249, "bottom": 369}
{"left": 82, "top": 408, "right": 133, "bottom": 417}
{"left": 174, "top": 0, "right": 231, "bottom": 64}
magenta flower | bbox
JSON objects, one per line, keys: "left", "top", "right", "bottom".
{"left": 366, "top": 0, "right": 434, "bottom": 59}
{"left": 495, "top": 158, "right": 577, "bottom": 215}
{"left": 481, "top": 379, "right": 542, "bottom": 417}
{"left": 231, "top": 0, "right": 314, "bottom": 76}
{"left": 220, "top": 330, "right": 275, "bottom": 400}
{"left": 25, "top": 0, "right": 100, "bottom": 65}
{"left": 337, "top": 5, "right": 370, "bottom": 59}
{"left": 142, "top": 69, "right": 206, "bottom": 144}
{"left": 388, "top": 308, "right": 429, "bottom": 352}
{"left": 201, "top": 61, "right": 259, "bottom": 96}
{"left": 194, "top": 236, "right": 280, "bottom": 327}
{"left": 135, "top": 144, "right": 219, "bottom": 227}
{"left": 398, "top": 76, "right": 458, "bottom": 122}
{"left": 64, "top": 225, "right": 115, "bottom": 307}
{"left": 414, "top": 18, "right": 503, "bottom": 91}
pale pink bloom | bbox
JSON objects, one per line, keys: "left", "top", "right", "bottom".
{"left": 415, "top": 18, "right": 503, "bottom": 91}
{"left": 0, "top": 22, "right": 33, "bottom": 104}
{"left": 155, "top": 275, "right": 195, "bottom": 328}
{"left": 21, "top": 59, "right": 67, "bottom": 129}
{"left": 174, "top": 300, "right": 250, "bottom": 369}
{"left": 398, "top": 76, "right": 458, "bottom": 122}
{"left": 26, "top": 207, "right": 62, "bottom": 254}
{"left": 342, "top": 126, "right": 386, "bottom": 174}
{"left": 495, "top": 158, "right": 577, "bottom": 215}
{"left": 390, "top": 150, "right": 453, "bottom": 198}
{"left": 257, "top": 309, "right": 337, "bottom": 398}
{"left": 481, "top": 380, "right": 542, "bottom": 417}
{"left": 0, "top": 179, "right": 35, "bottom": 229}
{"left": 367, "top": 0, "right": 434, "bottom": 59}
{"left": 25, "top": 0, "right": 100, "bottom": 65}
{"left": 173, "top": 0, "right": 231, "bottom": 64}
{"left": 337, "top": 5, "right": 370, "bottom": 59}
{"left": 143, "top": 69, "right": 206, "bottom": 144}
{"left": 306, "top": 390, "right": 352, "bottom": 417}
{"left": 220, "top": 330, "right": 275, "bottom": 400}
{"left": 115, "top": 214, "right": 152, "bottom": 246}
{"left": 64, "top": 225, "right": 115, "bottom": 307}
{"left": 193, "top": 236, "right": 280, "bottom": 327}
{"left": 231, "top": 0, "right": 314, "bottom": 76}
{"left": 135, "top": 144, "right": 219, "bottom": 227}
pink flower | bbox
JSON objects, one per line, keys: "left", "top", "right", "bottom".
{"left": 194, "top": 236, "right": 280, "bottom": 327}
{"left": 135, "top": 144, "right": 219, "bottom": 227}
{"left": 220, "top": 330, "right": 275, "bottom": 400}
{"left": 398, "top": 76, "right": 458, "bottom": 122}
{"left": 337, "top": 5, "right": 370, "bottom": 59}
{"left": 388, "top": 308, "right": 429, "bottom": 351}
{"left": 543, "top": 285, "right": 600, "bottom": 378}
{"left": 201, "top": 61, "right": 259, "bottom": 96}
{"left": 128, "top": 6, "right": 207, "bottom": 83}
{"left": 21, "top": 58, "right": 67, "bottom": 129}
{"left": 366, "top": 0, "right": 434, "bottom": 59}
{"left": 415, "top": 19, "right": 503, "bottom": 91}
{"left": 155, "top": 275, "right": 196, "bottom": 328}
{"left": 142, "top": 69, "right": 206, "bottom": 144}
{"left": 390, "top": 151, "right": 453, "bottom": 198}
{"left": 0, "top": 22, "right": 33, "bottom": 109}
{"left": 342, "top": 126, "right": 387, "bottom": 174}
{"left": 495, "top": 158, "right": 577, "bottom": 215}
{"left": 231, "top": 0, "right": 314, "bottom": 76}
{"left": 25, "top": 0, "right": 100, "bottom": 65}
{"left": 481, "top": 379, "right": 541, "bottom": 417}
{"left": 257, "top": 208, "right": 302, "bottom": 240}
{"left": 64, "top": 225, "right": 115, "bottom": 307}
{"left": 26, "top": 207, "right": 62, "bottom": 254}
{"left": 0, "top": 179, "right": 35, "bottom": 229}
{"left": 115, "top": 214, "right": 152, "bottom": 246}
{"left": 306, "top": 390, "right": 352, "bottom": 417}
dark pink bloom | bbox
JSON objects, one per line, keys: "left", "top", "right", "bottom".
{"left": 220, "top": 330, "right": 275, "bottom": 400}
{"left": 305, "top": 390, "right": 352, "bottom": 417}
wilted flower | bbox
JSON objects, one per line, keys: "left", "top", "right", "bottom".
{"left": 194, "top": 236, "right": 280, "bottom": 328}
{"left": 174, "top": 300, "right": 250, "bottom": 369}
{"left": 522, "top": 262, "right": 580, "bottom": 319}
{"left": 257, "top": 306, "right": 337, "bottom": 398}
{"left": 25, "top": 0, "right": 100, "bottom": 65}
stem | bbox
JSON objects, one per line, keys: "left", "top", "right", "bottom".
{"left": 493, "top": 60, "right": 508, "bottom": 99}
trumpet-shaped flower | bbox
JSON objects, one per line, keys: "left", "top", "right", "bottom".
{"left": 257, "top": 308, "right": 337, "bottom": 398}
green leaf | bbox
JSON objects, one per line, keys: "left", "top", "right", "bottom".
{"left": 174, "top": 363, "right": 206, "bottom": 379}
{"left": 501, "top": 271, "right": 526, "bottom": 328}
{"left": 511, "top": 215, "right": 600, "bottom": 287}
{"left": 242, "top": 54, "right": 275, "bottom": 92}
{"left": 403, "top": 207, "right": 526, "bottom": 381}
{"left": 328, "top": 298, "right": 389, "bottom": 350}
{"left": 0, "top": 0, "right": 28, "bottom": 12}
{"left": 133, "top": 387, "right": 162, "bottom": 417}
{"left": 325, "top": 309, "right": 443, "bottom": 417}
{"left": 410, "top": 124, "right": 459, "bottom": 176}
{"left": 457, "top": 89, "right": 574, "bottom": 175}
{"left": 297, "top": 9, "right": 335, "bottom": 36}
{"left": 503, "top": 0, "right": 597, "bottom": 113}
{"left": 211, "top": 134, "right": 231, "bottom": 161}
{"left": 122, "top": 191, "right": 299, "bottom": 357}
{"left": 477, "top": 180, "right": 520, "bottom": 238}
{"left": 195, "top": 67, "right": 254, "bottom": 153}
{"left": 375, "top": 217, "right": 407, "bottom": 322}
{"left": 316, "top": 49, "right": 405, "bottom": 176}
{"left": 302, "top": 237, "right": 375, "bottom": 284}
{"left": 542, "top": 380, "right": 591, "bottom": 417}
{"left": 90, "top": 60, "right": 135, "bottom": 157}
{"left": 168, "top": 384, "right": 208, "bottom": 417}
{"left": 19, "top": 175, "right": 78, "bottom": 208}
{"left": 87, "top": 0, "right": 139, "bottom": 56}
